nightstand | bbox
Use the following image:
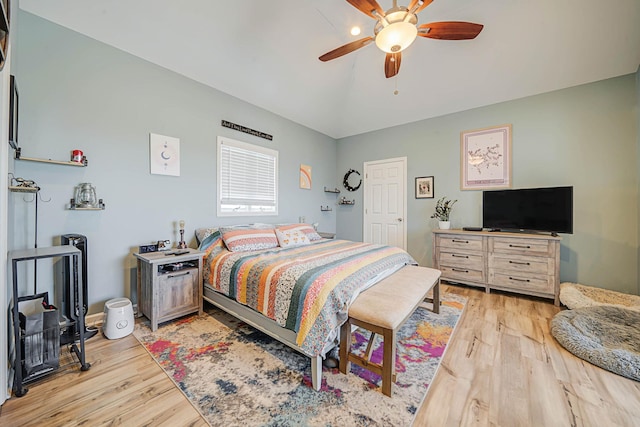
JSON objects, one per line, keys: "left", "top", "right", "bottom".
{"left": 134, "top": 249, "right": 203, "bottom": 331}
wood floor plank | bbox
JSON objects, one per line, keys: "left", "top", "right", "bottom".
{"left": 415, "top": 285, "right": 640, "bottom": 427}
{"left": 2, "top": 284, "right": 639, "bottom": 426}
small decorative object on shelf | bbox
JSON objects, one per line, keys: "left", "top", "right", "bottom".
{"left": 177, "top": 220, "right": 187, "bottom": 249}
{"left": 338, "top": 196, "right": 355, "bottom": 205}
{"left": 71, "top": 149, "right": 84, "bottom": 163}
{"left": 320, "top": 205, "right": 333, "bottom": 211}
{"left": 324, "top": 186, "right": 341, "bottom": 194}
{"left": 431, "top": 196, "right": 457, "bottom": 229}
{"left": 9, "top": 176, "right": 39, "bottom": 193}
{"left": 69, "top": 183, "right": 105, "bottom": 210}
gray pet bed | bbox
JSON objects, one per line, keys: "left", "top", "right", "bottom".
{"left": 551, "top": 306, "right": 640, "bottom": 382}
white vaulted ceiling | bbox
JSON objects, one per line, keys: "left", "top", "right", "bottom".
{"left": 19, "top": 0, "right": 640, "bottom": 139}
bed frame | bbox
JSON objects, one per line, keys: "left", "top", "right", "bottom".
{"left": 203, "top": 285, "right": 323, "bottom": 390}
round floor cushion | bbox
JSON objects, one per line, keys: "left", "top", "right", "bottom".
{"left": 551, "top": 306, "right": 640, "bottom": 381}
{"left": 559, "top": 282, "right": 640, "bottom": 311}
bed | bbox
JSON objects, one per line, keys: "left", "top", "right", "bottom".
{"left": 197, "top": 224, "right": 417, "bottom": 390}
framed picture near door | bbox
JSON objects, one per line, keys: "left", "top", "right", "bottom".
{"left": 415, "top": 176, "right": 434, "bottom": 199}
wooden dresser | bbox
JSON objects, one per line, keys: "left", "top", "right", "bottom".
{"left": 432, "top": 229, "right": 561, "bottom": 305}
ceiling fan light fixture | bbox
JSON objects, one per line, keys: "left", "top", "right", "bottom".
{"left": 375, "top": 21, "right": 418, "bottom": 53}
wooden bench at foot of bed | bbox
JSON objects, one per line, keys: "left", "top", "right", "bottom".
{"left": 339, "top": 265, "right": 441, "bottom": 397}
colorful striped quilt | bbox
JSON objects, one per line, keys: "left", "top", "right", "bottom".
{"left": 203, "top": 239, "right": 416, "bottom": 356}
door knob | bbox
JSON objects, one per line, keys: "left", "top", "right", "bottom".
{"left": 397, "top": 218, "right": 403, "bottom": 222}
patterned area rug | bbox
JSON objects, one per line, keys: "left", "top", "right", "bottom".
{"left": 133, "top": 294, "right": 466, "bottom": 426}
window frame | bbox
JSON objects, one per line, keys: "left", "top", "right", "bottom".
{"left": 217, "top": 136, "right": 279, "bottom": 217}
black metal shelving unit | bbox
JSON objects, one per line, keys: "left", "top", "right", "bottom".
{"left": 9, "top": 246, "right": 91, "bottom": 397}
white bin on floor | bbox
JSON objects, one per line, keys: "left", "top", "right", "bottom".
{"left": 103, "top": 297, "right": 134, "bottom": 339}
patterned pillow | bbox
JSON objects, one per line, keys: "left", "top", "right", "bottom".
{"left": 275, "top": 228, "right": 311, "bottom": 248}
{"left": 195, "top": 227, "right": 219, "bottom": 245}
{"left": 220, "top": 227, "right": 279, "bottom": 252}
{"left": 276, "top": 223, "right": 322, "bottom": 241}
{"left": 198, "top": 230, "right": 225, "bottom": 256}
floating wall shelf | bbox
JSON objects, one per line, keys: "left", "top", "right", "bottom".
{"left": 320, "top": 205, "right": 333, "bottom": 212}
{"left": 15, "top": 148, "right": 88, "bottom": 167}
{"left": 9, "top": 186, "right": 39, "bottom": 193}
{"left": 324, "top": 187, "right": 341, "bottom": 194}
{"left": 68, "top": 206, "right": 105, "bottom": 211}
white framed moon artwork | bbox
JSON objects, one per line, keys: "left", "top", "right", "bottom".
{"left": 150, "top": 132, "right": 180, "bottom": 176}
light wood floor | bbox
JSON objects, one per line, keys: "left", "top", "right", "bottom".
{"left": 2, "top": 284, "right": 639, "bottom": 426}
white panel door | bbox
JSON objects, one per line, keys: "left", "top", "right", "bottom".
{"left": 363, "top": 158, "right": 407, "bottom": 250}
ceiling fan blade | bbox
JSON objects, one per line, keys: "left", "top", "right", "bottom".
{"left": 346, "top": 0, "right": 385, "bottom": 19}
{"left": 418, "top": 21, "right": 484, "bottom": 40}
{"left": 408, "top": 0, "right": 434, "bottom": 14}
{"left": 319, "top": 37, "right": 374, "bottom": 62}
{"left": 385, "top": 52, "right": 402, "bottom": 78}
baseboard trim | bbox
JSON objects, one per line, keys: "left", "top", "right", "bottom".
{"left": 86, "top": 312, "right": 105, "bottom": 328}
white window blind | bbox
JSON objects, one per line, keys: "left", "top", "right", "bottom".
{"left": 217, "top": 136, "right": 278, "bottom": 216}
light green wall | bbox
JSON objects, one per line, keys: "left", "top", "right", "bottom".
{"left": 11, "top": 11, "right": 640, "bottom": 310}
{"left": 337, "top": 75, "right": 639, "bottom": 295}
{"left": 12, "top": 12, "right": 338, "bottom": 313}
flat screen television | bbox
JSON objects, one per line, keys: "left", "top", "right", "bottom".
{"left": 482, "top": 186, "right": 573, "bottom": 234}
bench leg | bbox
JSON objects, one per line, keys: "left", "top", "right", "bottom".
{"left": 381, "top": 328, "right": 396, "bottom": 397}
{"left": 339, "top": 320, "right": 351, "bottom": 374}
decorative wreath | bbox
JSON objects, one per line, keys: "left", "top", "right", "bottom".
{"left": 343, "top": 169, "right": 362, "bottom": 192}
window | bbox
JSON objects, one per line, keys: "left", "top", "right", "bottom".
{"left": 217, "top": 136, "right": 278, "bottom": 216}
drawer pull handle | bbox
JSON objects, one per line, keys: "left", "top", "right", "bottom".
{"left": 509, "top": 277, "right": 530, "bottom": 282}
{"left": 168, "top": 271, "right": 192, "bottom": 279}
{"left": 452, "top": 254, "right": 469, "bottom": 258}
{"left": 509, "top": 244, "right": 531, "bottom": 249}
{"left": 509, "top": 261, "right": 530, "bottom": 266}
{"left": 452, "top": 268, "right": 469, "bottom": 273}
{"left": 452, "top": 239, "right": 469, "bottom": 244}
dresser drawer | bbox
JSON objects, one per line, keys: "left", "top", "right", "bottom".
{"left": 438, "top": 234, "right": 483, "bottom": 251}
{"left": 489, "top": 253, "right": 552, "bottom": 275}
{"left": 490, "top": 237, "right": 553, "bottom": 257}
{"left": 440, "top": 265, "right": 484, "bottom": 283}
{"left": 439, "top": 250, "right": 484, "bottom": 270}
{"left": 489, "top": 271, "right": 553, "bottom": 294}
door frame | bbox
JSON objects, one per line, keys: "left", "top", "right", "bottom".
{"left": 363, "top": 157, "right": 408, "bottom": 250}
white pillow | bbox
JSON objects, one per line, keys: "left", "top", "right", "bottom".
{"left": 275, "top": 228, "right": 311, "bottom": 248}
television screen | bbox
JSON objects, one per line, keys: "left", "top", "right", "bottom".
{"left": 482, "top": 186, "right": 573, "bottom": 234}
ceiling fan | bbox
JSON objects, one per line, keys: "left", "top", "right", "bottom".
{"left": 319, "top": 0, "right": 484, "bottom": 78}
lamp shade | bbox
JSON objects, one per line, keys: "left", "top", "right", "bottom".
{"left": 375, "top": 21, "right": 418, "bottom": 53}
